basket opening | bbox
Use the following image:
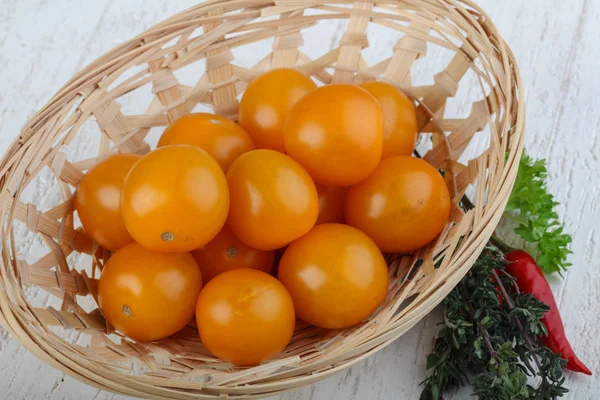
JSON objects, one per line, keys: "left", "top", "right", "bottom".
{"left": 172, "top": 60, "right": 207, "bottom": 88}
{"left": 145, "top": 126, "right": 166, "bottom": 149}
{"left": 63, "top": 119, "right": 103, "bottom": 164}
{"left": 114, "top": 82, "right": 155, "bottom": 117}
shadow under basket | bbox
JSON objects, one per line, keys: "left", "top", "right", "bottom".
{"left": 0, "top": 0, "right": 525, "bottom": 398}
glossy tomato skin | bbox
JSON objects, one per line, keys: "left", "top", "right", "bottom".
{"left": 359, "top": 81, "right": 418, "bottom": 159}
{"left": 76, "top": 153, "right": 140, "bottom": 251}
{"left": 345, "top": 156, "right": 451, "bottom": 253}
{"left": 157, "top": 113, "right": 255, "bottom": 171}
{"left": 283, "top": 84, "right": 384, "bottom": 187}
{"left": 278, "top": 223, "right": 389, "bottom": 329}
{"left": 121, "top": 145, "right": 229, "bottom": 252}
{"left": 196, "top": 268, "right": 295, "bottom": 365}
{"left": 226, "top": 149, "right": 318, "bottom": 250}
{"left": 315, "top": 184, "right": 347, "bottom": 225}
{"left": 191, "top": 225, "right": 275, "bottom": 283}
{"left": 98, "top": 242, "right": 203, "bottom": 342}
{"left": 239, "top": 68, "right": 317, "bottom": 152}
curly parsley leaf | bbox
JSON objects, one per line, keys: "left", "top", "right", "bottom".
{"left": 504, "top": 152, "right": 572, "bottom": 274}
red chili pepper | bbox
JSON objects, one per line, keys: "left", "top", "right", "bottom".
{"left": 505, "top": 250, "right": 592, "bottom": 375}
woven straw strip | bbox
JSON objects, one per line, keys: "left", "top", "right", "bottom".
{"left": 383, "top": 21, "right": 430, "bottom": 85}
{"left": 332, "top": 1, "right": 372, "bottom": 84}
{"left": 22, "top": 263, "right": 90, "bottom": 296}
{"left": 272, "top": 11, "right": 304, "bottom": 68}
{"left": 6, "top": 201, "right": 92, "bottom": 253}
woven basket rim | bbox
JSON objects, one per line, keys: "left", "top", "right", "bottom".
{"left": 0, "top": 0, "right": 525, "bottom": 398}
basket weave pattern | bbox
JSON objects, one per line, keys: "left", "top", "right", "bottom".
{"left": 0, "top": 0, "right": 524, "bottom": 398}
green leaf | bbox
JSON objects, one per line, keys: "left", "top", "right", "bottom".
{"left": 474, "top": 338, "right": 483, "bottom": 359}
{"left": 504, "top": 151, "right": 573, "bottom": 274}
{"left": 426, "top": 354, "right": 439, "bottom": 370}
{"left": 431, "top": 384, "right": 440, "bottom": 400}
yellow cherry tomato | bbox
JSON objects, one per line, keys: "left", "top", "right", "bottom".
{"left": 196, "top": 268, "right": 295, "bottom": 365}
{"left": 191, "top": 225, "right": 275, "bottom": 283}
{"left": 279, "top": 223, "right": 389, "bottom": 329}
{"left": 157, "top": 113, "right": 255, "bottom": 171}
{"left": 345, "top": 156, "right": 451, "bottom": 253}
{"left": 283, "top": 84, "right": 384, "bottom": 186}
{"left": 359, "top": 81, "right": 418, "bottom": 158}
{"left": 226, "top": 149, "right": 318, "bottom": 251}
{"left": 76, "top": 154, "right": 140, "bottom": 251}
{"left": 239, "top": 68, "right": 317, "bottom": 152}
{"left": 98, "top": 242, "right": 203, "bottom": 342}
{"left": 121, "top": 145, "right": 229, "bottom": 252}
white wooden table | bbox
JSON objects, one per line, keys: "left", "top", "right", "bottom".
{"left": 1, "top": 0, "right": 598, "bottom": 398}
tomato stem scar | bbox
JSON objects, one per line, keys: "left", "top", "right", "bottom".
{"left": 161, "top": 232, "right": 175, "bottom": 241}
{"left": 226, "top": 247, "right": 238, "bottom": 258}
{"left": 122, "top": 305, "right": 132, "bottom": 317}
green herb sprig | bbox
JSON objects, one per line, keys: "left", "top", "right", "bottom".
{"left": 504, "top": 153, "right": 572, "bottom": 274}
{"left": 420, "top": 248, "right": 568, "bottom": 400}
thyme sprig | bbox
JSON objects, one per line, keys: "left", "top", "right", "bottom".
{"left": 420, "top": 248, "right": 568, "bottom": 400}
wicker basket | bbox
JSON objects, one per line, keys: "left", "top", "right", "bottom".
{"left": 0, "top": 0, "right": 524, "bottom": 398}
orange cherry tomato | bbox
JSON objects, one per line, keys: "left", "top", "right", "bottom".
{"left": 76, "top": 153, "right": 140, "bottom": 251}
{"left": 278, "top": 223, "right": 388, "bottom": 329}
{"left": 196, "top": 268, "right": 295, "bottom": 365}
{"left": 238, "top": 68, "right": 317, "bottom": 152}
{"left": 359, "top": 81, "right": 418, "bottom": 158}
{"left": 315, "top": 184, "right": 347, "bottom": 225}
{"left": 157, "top": 113, "right": 255, "bottom": 171}
{"left": 226, "top": 149, "right": 318, "bottom": 250}
{"left": 121, "top": 145, "right": 229, "bottom": 252}
{"left": 98, "top": 242, "right": 202, "bottom": 342}
{"left": 345, "top": 156, "right": 451, "bottom": 253}
{"left": 282, "top": 84, "right": 384, "bottom": 187}
{"left": 191, "top": 225, "right": 275, "bottom": 283}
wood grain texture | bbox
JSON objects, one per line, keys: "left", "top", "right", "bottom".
{"left": 0, "top": 0, "right": 597, "bottom": 398}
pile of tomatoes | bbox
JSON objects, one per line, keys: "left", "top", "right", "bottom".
{"left": 76, "top": 68, "right": 451, "bottom": 366}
